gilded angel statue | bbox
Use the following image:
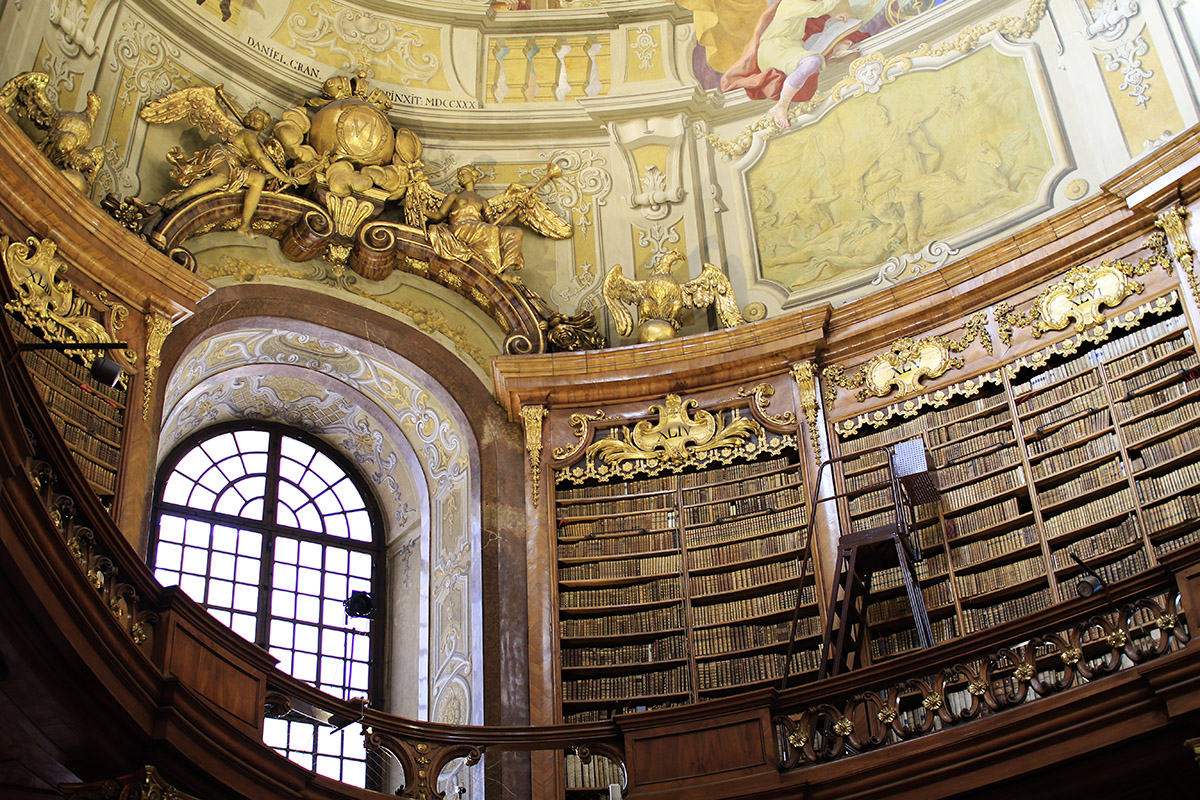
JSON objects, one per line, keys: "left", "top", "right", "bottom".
{"left": 140, "top": 84, "right": 302, "bottom": 234}
{"left": 0, "top": 71, "right": 104, "bottom": 190}
{"left": 603, "top": 249, "right": 747, "bottom": 343}
{"left": 405, "top": 163, "right": 571, "bottom": 275}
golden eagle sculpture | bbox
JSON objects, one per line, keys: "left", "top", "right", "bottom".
{"left": 0, "top": 72, "right": 105, "bottom": 190}
{"left": 603, "top": 249, "right": 746, "bottom": 343}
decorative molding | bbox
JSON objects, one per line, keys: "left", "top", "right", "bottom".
{"left": 790, "top": 362, "right": 821, "bottom": 460}
{"left": 993, "top": 238, "right": 1168, "bottom": 346}
{"left": 823, "top": 312, "right": 992, "bottom": 405}
{"left": 552, "top": 408, "right": 607, "bottom": 463}
{"left": 834, "top": 290, "right": 1180, "bottom": 437}
{"left": 1155, "top": 206, "right": 1195, "bottom": 297}
{"left": 871, "top": 241, "right": 959, "bottom": 288}
{"left": 738, "top": 382, "right": 797, "bottom": 428}
{"left": 142, "top": 312, "right": 172, "bottom": 420}
{"left": 1102, "top": 35, "right": 1153, "bottom": 107}
{"left": 1079, "top": 0, "right": 1140, "bottom": 41}
{"left": 60, "top": 765, "right": 199, "bottom": 800}
{"left": 519, "top": 404, "right": 547, "bottom": 505}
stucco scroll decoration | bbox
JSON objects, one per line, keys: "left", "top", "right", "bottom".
{"left": 992, "top": 237, "right": 1167, "bottom": 346}
{"left": 519, "top": 404, "right": 548, "bottom": 505}
{"left": 789, "top": 362, "right": 822, "bottom": 460}
{"left": 2, "top": 235, "right": 134, "bottom": 373}
{"left": 584, "top": 394, "right": 762, "bottom": 469}
{"left": 823, "top": 312, "right": 992, "bottom": 405}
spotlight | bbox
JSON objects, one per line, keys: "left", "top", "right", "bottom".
{"left": 15, "top": 341, "right": 127, "bottom": 387}
{"left": 344, "top": 591, "right": 375, "bottom": 618}
{"left": 90, "top": 356, "right": 124, "bottom": 387}
{"left": 1075, "top": 574, "right": 1104, "bottom": 599}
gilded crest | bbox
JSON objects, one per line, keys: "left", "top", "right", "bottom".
{"left": 585, "top": 394, "right": 761, "bottom": 467}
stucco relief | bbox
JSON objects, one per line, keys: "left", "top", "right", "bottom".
{"left": 160, "top": 327, "right": 482, "bottom": 739}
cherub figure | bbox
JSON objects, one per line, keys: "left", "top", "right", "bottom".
{"left": 405, "top": 163, "right": 571, "bottom": 275}
{"left": 603, "top": 249, "right": 747, "bottom": 343}
{"left": 140, "top": 85, "right": 298, "bottom": 234}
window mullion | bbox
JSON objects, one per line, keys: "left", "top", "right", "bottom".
{"left": 256, "top": 430, "right": 285, "bottom": 650}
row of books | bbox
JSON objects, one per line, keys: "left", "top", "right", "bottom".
{"left": 1042, "top": 487, "right": 1133, "bottom": 538}
{"left": 1020, "top": 385, "right": 1106, "bottom": 435}
{"left": 1154, "top": 527, "right": 1200, "bottom": 557}
{"left": 34, "top": 372, "right": 124, "bottom": 426}
{"left": 847, "top": 485, "right": 893, "bottom": 517}
{"left": 1141, "top": 494, "right": 1200, "bottom": 534}
{"left": 946, "top": 496, "right": 1021, "bottom": 539}
{"left": 866, "top": 582, "right": 954, "bottom": 625}
{"left": 559, "top": 577, "right": 682, "bottom": 610}
{"left": 873, "top": 550, "right": 948, "bottom": 592}
{"left": 557, "top": 473, "right": 675, "bottom": 500}
{"left": 557, "top": 494, "right": 673, "bottom": 518}
{"left": 1014, "top": 369, "right": 1099, "bottom": 416}
{"left": 684, "top": 505, "right": 806, "bottom": 547}
{"left": 10, "top": 319, "right": 126, "bottom": 402}
{"left": 693, "top": 617, "right": 821, "bottom": 657}
{"left": 1135, "top": 456, "right": 1200, "bottom": 505}
{"left": 955, "top": 553, "right": 1046, "bottom": 598}
{"left": 562, "top": 664, "right": 691, "bottom": 701}
{"left": 565, "top": 753, "right": 621, "bottom": 790}
{"left": 684, "top": 489, "right": 802, "bottom": 526}
{"left": 925, "top": 390, "right": 1008, "bottom": 429}
{"left": 936, "top": 444, "right": 1018, "bottom": 490}
{"left": 559, "top": 553, "right": 682, "bottom": 580}
{"left": 682, "top": 471, "right": 798, "bottom": 505}
{"left": 1115, "top": 374, "right": 1200, "bottom": 422}
{"left": 1026, "top": 409, "right": 1110, "bottom": 457}
{"left": 690, "top": 558, "right": 799, "bottom": 597}
{"left": 692, "top": 585, "right": 813, "bottom": 627}
{"left": 927, "top": 406, "right": 1010, "bottom": 447}
{"left": 1049, "top": 516, "right": 1140, "bottom": 569}
{"left": 74, "top": 453, "right": 118, "bottom": 493}
{"left": 1055, "top": 548, "right": 1148, "bottom": 597}
{"left": 54, "top": 415, "right": 121, "bottom": 465}
{"left": 1031, "top": 432, "right": 1117, "bottom": 481}
{"left": 941, "top": 466, "right": 1025, "bottom": 511}
{"left": 951, "top": 524, "right": 1039, "bottom": 569}
{"left": 1130, "top": 424, "right": 1200, "bottom": 473}
{"left": 1011, "top": 352, "right": 1096, "bottom": 398}
{"left": 1120, "top": 398, "right": 1200, "bottom": 448}
{"left": 962, "top": 587, "right": 1053, "bottom": 634}
{"left": 688, "top": 531, "right": 799, "bottom": 571}
{"left": 560, "top": 605, "right": 684, "bottom": 638}
{"left": 561, "top": 634, "right": 689, "bottom": 667}
{"left": 1109, "top": 351, "right": 1199, "bottom": 398}
{"left": 680, "top": 455, "right": 792, "bottom": 488}
{"left": 1099, "top": 313, "right": 1188, "bottom": 374}
{"left": 559, "top": 510, "right": 676, "bottom": 539}
{"left": 695, "top": 648, "right": 818, "bottom": 690}
{"left": 1036, "top": 458, "right": 1126, "bottom": 508}
{"left": 869, "top": 615, "right": 958, "bottom": 660}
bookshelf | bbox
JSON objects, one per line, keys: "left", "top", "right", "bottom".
{"left": 554, "top": 449, "right": 816, "bottom": 727}
{"left": 6, "top": 314, "right": 127, "bottom": 497}
{"left": 829, "top": 290, "right": 1195, "bottom": 661}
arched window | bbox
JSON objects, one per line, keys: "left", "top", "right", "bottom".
{"left": 150, "top": 424, "right": 383, "bottom": 785}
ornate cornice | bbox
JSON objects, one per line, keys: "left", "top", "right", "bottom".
{"left": 822, "top": 312, "right": 992, "bottom": 405}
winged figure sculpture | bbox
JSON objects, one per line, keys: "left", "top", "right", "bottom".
{"left": 405, "top": 163, "right": 571, "bottom": 275}
{"left": 603, "top": 250, "right": 746, "bottom": 343}
{"left": 0, "top": 72, "right": 105, "bottom": 190}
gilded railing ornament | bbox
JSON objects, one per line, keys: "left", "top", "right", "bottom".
{"left": 142, "top": 312, "right": 173, "bottom": 421}
{"left": 3, "top": 235, "right": 130, "bottom": 374}
{"left": 822, "top": 312, "right": 992, "bottom": 405}
{"left": 61, "top": 766, "right": 200, "bottom": 800}
{"left": 789, "top": 362, "right": 822, "bottom": 459}
{"left": 0, "top": 71, "right": 105, "bottom": 190}
{"left": 585, "top": 394, "right": 762, "bottom": 468}
{"left": 519, "top": 404, "right": 548, "bottom": 505}
{"left": 993, "top": 238, "right": 1167, "bottom": 346}
{"left": 552, "top": 409, "right": 608, "bottom": 462}
{"left": 1155, "top": 206, "right": 1196, "bottom": 297}
{"left": 603, "top": 249, "right": 747, "bottom": 343}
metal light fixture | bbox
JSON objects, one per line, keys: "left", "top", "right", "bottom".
{"left": 344, "top": 590, "right": 375, "bottom": 618}
{"left": 14, "top": 341, "right": 127, "bottom": 388}
{"left": 1070, "top": 553, "right": 1110, "bottom": 601}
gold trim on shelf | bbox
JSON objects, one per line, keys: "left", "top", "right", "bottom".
{"left": 823, "top": 312, "right": 992, "bottom": 405}
{"left": 551, "top": 408, "right": 607, "bottom": 463}
{"left": 520, "top": 404, "right": 547, "bottom": 505}
{"left": 993, "top": 237, "right": 1168, "bottom": 346}
{"left": 737, "top": 382, "right": 797, "bottom": 427}
{"left": 560, "top": 394, "right": 794, "bottom": 484}
{"left": 834, "top": 289, "right": 1180, "bottom": 437}
{"left": 3, "top": 235, "right": 128, "bottom": 374}
{"left": 790, "top": 362, "right": 822, "bottom": 459}
{"left": 1156, "top": 206, "right": 1196, "bottom": 297}
{"left": 142, "top": 312, "right": 173, "bottom": 421}
{"left": 61, "top": 766, "right": 201, "bottom": 800}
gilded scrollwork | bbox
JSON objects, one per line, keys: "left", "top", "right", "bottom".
{"left": 552, "top": 409, "right": 608, "bottom": 462}
{"left": 738, "top": 382, "right": 797, "bottom": 428}
{"left": 519, "top": 404, "right": 548, "bottom": 505}
{"left": 142, "top": 313, "right": 173, "bottom": 421}
{"left": 61, "top": 766, "right": 199, "bottom": 800}
{"left": 1155, "top": 206, "right": 1196, "bottom": 297}
{"left": 822, "top": 312, "right": 992, "bottom": 405}
{"left": 789, "top": 362, "right": 822, "bottom": 460}
{"left": 992, "top": 238, "right": 1167, "bottom": 346}
{"left": 3, "top": 235, "right": 128, "bottom": 372}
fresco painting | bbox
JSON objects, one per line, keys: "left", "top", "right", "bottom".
{"left": 747, "top": 46, "right": 1054, "bottom": 292}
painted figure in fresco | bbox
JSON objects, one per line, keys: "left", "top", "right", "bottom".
{"left": 405, "top": 163, "right": 571, "bottom": 275}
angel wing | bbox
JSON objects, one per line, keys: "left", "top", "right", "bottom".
{"left": 140, "top": 85, "right": 243, "bottom": 141}
{"left": 602, "top": 264, "right": 643, "bottom": 337}
{"left": 486, "top": 185, "right": 572, "bottom": 239}
{"left": 680, "top": 263, "right": 746, "bottom": 329}
{"left": 403, "top": 172, "right": 447, "bottom": 230}
{"left": 0, "top": 72, "right": 58, "bottom": 128}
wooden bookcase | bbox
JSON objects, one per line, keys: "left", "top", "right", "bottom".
{"left": 828, "top": 289, "right": 1193, "bottom": 662}
{"left": 554, "top": 448, "right": 816, "bottom": 725}
{"left": 6, "top": 314, "right": 127, "bottom": 497}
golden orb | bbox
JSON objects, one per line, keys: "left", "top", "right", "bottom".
{"left": 309, "top": 98, "right": 394, "bottom": 166}
{"left": 637, "top": 320, "right": 677, "bottom": 343}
